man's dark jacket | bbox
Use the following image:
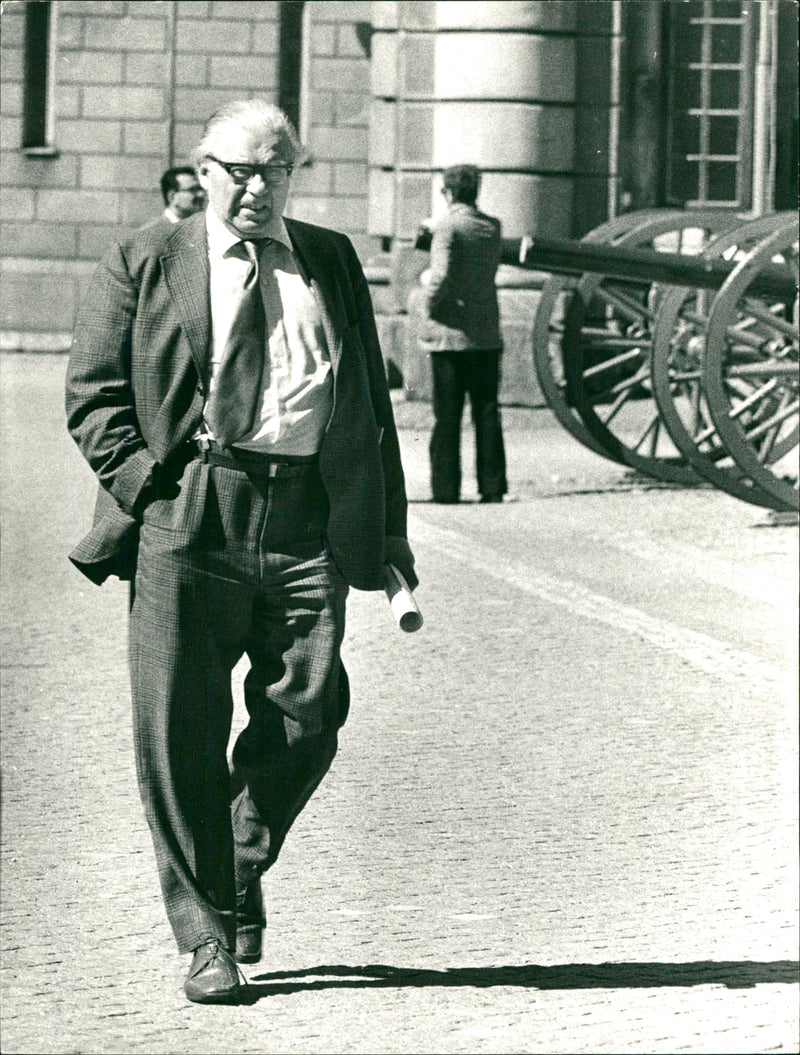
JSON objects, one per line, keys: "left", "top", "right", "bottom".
{"left": 65, "top": 211, "right": 409, "bottom": 592}
{"left": 420, "top": 202, "right": 502, "bottom": 351}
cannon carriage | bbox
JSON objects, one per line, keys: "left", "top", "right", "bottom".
{"left": 511, "top": 209, "right": 799, "bottom": 513}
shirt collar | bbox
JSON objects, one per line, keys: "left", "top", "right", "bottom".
{"left": 205, "top": 208, "right": 292, "bottom": 256}
{"left": 163, "top": 208, "right": 180, "bottom": 223}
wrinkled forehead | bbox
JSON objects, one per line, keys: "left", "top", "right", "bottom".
{"left": 208, "top": 125, "right": 287, "bottom": 164}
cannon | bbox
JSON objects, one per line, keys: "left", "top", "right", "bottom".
{"left": 649, "top": 215, "right": 796, "bottom": 510}
{"left": 512, "top": 210, "right": 798, "bottom": 512}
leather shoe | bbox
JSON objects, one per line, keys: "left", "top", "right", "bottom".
{"left": 184, "top": 940, "right": 241, "bottom": 1004}
{"left": 235, "top": 878, "right": 265, "bottom": 964}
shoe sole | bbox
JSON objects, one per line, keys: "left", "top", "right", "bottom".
{"left": 236, "top": 924, "right": 263, "bottom": 964}
{"left": 185, "top": 984, "right": 241, "bottom": 1005}
{"left": 235, "top": 951, "right": 261, "bottom": 964}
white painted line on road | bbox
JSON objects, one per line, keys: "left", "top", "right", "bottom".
{"left": 410, "top": 514, "right": 789, "bottom": 692}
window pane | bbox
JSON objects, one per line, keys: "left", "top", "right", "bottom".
{"left": 709, "top": 70, "right": 741, "bottom": 108}
{"left": 708, "top": 115, "right": 739, "bottom": 154}
{"left": 669, "top": 156, "right": 701, "bottom": 203}
{"left": 714, "top": 2, "right": 743, "bottom": 18}
{"left": 707, "top": 161, "right": 737, "bottom": 200}
{"left": 711, "top": 24, "right": 742, "bottom": 64}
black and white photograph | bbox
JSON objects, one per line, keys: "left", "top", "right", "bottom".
{"left": 0, "top": 1, "right": 798, "bottom": 1052}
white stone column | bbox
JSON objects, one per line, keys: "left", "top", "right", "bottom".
{"left": 368, "top": 0, "right": 618, "bottom": 242}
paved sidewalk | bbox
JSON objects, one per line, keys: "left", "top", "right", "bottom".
{"left": 1, "top": 356, "right": 798, "bottom": 1054}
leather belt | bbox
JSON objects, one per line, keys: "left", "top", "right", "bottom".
{"left": 187, "top": 439, "right": 318, "bottom": 478}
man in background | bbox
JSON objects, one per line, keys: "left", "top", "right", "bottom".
{"left": 419, "top": 163, "right": 507, "bottom": 504}
{"left": 159, "top": 165, "right": 206, "bottom": 223}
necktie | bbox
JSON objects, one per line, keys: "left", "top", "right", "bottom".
{"left": 206, "top": 239, "right": 266, "bottom": 447}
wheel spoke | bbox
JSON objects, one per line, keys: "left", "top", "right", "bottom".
{"left": 629, "top": 413, "right": 660, "bottom": 455}
{"left": 582, "top": 346, "right": 648, "bottom": 379}
{"left": 745, "top": 398, "right": 799, "bottom": 445}
{"left": 727, "top": 360, "right": 799, "bottom": 378}
{"left": 724, "top": 324, "right": 776, "bottom": 352}
{"left": 593, "top": 363, "right": 651, "bottom": 420}
{"left": 690, "top": 378, "right": 704, "bottom": 434}
{"left": 592, "top": 283, "right": 652, "bottom": 325}
{"left": 726, "top": 378, "right": 780, "bottom": 420}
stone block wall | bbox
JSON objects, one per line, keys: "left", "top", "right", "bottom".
{"left": 0, "top": 0, "right": 561, "bottom": 405}
{"left": 0, "top": 0, "right": 379, "bottom": 351}
{"left": 287, "top": 0, "right": 376, "bottom": 261}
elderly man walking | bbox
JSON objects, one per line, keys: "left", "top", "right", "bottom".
{"left": 66, "top": 100, "right": 416, "bottom": 1005}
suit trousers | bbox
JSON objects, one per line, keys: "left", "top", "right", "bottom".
{"left": 429, "top": 349, "right": 507, "bottom": 502}
{"left": 129, "top": 456, "right": 349, "bottom": 954}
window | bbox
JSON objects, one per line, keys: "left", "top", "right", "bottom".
{"left": 278, "top": 1, "right": 305, "bottom": 136}
{"left": 663, "top": 0, "right": 754, "bottom": 208}
{"left": 22, "top": 0, "right": 57, "bottom": 153}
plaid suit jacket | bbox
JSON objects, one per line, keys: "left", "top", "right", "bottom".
{"left": 66, "top": 211, "right": 409, "bottom": 591}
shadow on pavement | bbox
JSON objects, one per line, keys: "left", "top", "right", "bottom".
{"left": 242, "top": 960, "right": 799, "bottom": 1002}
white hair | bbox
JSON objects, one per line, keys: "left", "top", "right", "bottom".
{"left": 194, "top": 99, "right": 302, "bottom": 167}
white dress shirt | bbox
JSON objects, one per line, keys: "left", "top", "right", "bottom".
{"left": 203, "top": 208, "right": 333, "bottom": 457}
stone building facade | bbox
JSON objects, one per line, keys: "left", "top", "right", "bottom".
{"left": 1, "top": 1, "right": 795, "bottom": 405}
{"left": 0, "top": 0, "right": 376, "bottom": 350}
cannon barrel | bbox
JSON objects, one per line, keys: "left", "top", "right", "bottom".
{"left": 502, "top": 235, "right": 797, "bottom": 301}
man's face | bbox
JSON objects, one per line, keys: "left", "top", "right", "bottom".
{"left": 198, "top": 128, "right": 292, "bottom": 239}
{"left": 168, "top": 173, "right": 206, "bottom": 219}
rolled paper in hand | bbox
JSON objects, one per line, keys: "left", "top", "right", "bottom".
{"left": 383, "top": 563, "right": 423, "bottom": 633}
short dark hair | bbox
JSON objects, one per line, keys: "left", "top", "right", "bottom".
{"left": 160, "top": 166, "right": 198, "bottom": 205}
{"left": 443, "top": 164, "right": 480, "bottom": 205}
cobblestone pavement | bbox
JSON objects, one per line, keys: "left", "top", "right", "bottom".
{"left": 1, "top": 355, "right": 798, "bottom": 1054}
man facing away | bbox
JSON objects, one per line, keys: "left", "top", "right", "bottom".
{"left": 160, "top": 165, "right": 207, "bottom": 223}
{"left": 65, "top": 100, "right": 417, "bottom": 1005}
{"left": 419, "top": 164, "right": 507, "bottom": 504}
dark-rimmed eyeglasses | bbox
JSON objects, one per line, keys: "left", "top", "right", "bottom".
{"left": 206, "top": 155, "right": 293, "bottom": 186}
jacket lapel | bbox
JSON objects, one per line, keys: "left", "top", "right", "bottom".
{"left": 160, "top": 213, "right": 210, "bottom": 381}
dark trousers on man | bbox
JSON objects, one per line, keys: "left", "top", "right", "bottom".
{"left": 129, "top": 454, "right": 349, "bottom": 954}
{"left": 429, "top": 348, "right": 507, "bottom": 502}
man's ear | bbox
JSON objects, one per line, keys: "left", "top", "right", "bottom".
{"left": 197, "top": 165, "right": 211, "bottom": 190}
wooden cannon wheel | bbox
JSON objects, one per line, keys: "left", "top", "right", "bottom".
{"left": 702, "top": 221, "right": 799, "bottom": 512}
{"left": 649, "top": 214, "right": 792, "bottom": 510}
{"left": 558, "top": 211, "right": 740, "bottom": 485}
{"left": 531, "top": 209, "right": 695, "bottom": 463}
